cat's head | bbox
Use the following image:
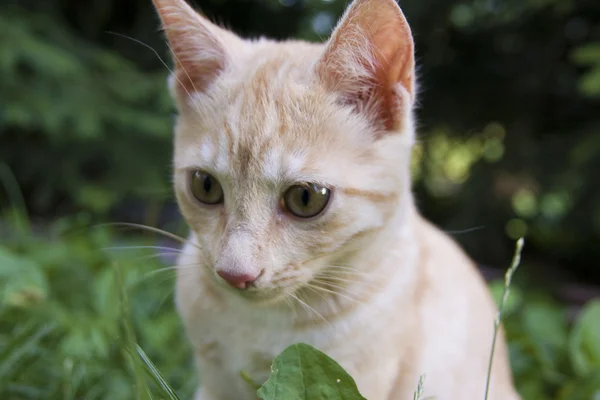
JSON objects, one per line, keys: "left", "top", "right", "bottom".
{"left": 153, "top": 0, "right": 417, "bottom": 303}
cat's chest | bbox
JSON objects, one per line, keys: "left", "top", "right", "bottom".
{"left": 184, "top": 299, "right": 340, "bottom": 381}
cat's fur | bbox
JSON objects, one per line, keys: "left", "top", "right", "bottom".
{"left": 152, "top": 0, "right": 521, "bottom": 399}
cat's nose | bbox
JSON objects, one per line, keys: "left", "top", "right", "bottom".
{"left": 217, "top": 269, "right": 261, "bottom": 290}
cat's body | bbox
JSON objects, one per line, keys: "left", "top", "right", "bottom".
{"left": 177, "top": 214, "right": 518, "bottom": 400}
{"left": 152, "top": 0, "right": 521, "bottom": 399}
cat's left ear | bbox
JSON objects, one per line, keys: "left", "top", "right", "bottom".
{"left": 317, "top": 0, "right": 415, "bottom": 132}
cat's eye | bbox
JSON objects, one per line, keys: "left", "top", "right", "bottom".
{"left": 190, "top": 170, "right": 224, "bottom": 205}
{"left": 282, "top": 183, "right": 331, "bottom": 219}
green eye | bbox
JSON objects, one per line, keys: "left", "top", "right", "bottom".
{"left": 190, "top": 170, "right": 224, "bottom": 205}
{"left": 282, "top": 183, "right": 331, "bottom": 218}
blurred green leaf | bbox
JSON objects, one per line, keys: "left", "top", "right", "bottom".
{"left": 569, "top": 300, "right": 600, "bottom": 377}
{"left": 522, "top": 302, "right": 568, "bottom": 380}
{"left": 0, "top": 246, "right": 48, "bottom": 307}
{"left": 572, "top": 43, "right": 600, "bottom": 66}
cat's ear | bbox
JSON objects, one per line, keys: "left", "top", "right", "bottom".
{"left": 317, "top": 0, "right": 415, "bottom": 132}
{"left": 152, "top": 0, "right": 240, "bottom": 99}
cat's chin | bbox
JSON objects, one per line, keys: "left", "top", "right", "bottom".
{"left": 233, "top": 289, "right": 293, "bottom": 307}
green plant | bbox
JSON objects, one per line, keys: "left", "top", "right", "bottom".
{"left": 0, "top": 215, "right": 196, "bottom": 399}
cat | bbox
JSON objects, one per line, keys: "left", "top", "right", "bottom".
{"left": 151, "top": 0, "right": 521, "bottom": 399}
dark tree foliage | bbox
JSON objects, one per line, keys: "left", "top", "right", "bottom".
{"left": 1, "top": 0, "right": 599, "bottom": 283}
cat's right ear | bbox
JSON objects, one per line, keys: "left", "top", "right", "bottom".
{"left": 152, "top": 0, "right": 240, "bottom": 101}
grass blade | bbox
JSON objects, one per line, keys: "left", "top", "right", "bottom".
{"left": 484, "top": 237, "right": 524, "bottom": 400}
{"left": 0, "top": 162, "right": 30, "bottom": 234}
{"left": 0, "top": 322, "right": 55, "bottom": 380}
{"left": 135, "top": 344, "right": 181, "bottom": 400}
{"left": 114, "top": 263, "right": 153, "bottom": 400}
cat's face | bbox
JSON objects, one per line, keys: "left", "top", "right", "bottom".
{"left": 155, "top": 0, "right": 416, "bottom": 303}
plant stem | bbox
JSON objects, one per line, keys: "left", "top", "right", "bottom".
{"left": 484, "top": 237, "right": 524, "bottom": 400}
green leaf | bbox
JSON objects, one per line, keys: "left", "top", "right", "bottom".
{"left": 569, "top": 300, "right": 600, "bottom": 377}
{"left": 0, "top": 246, "right": 48, "bottom": 308}
{"left": 0, "top": 322, "right": 55, "bottom": 381}
{"left": 578, "top": 67, "right": 600, "bottom": 97}
{"left": 571, "top": 43, "right": 600, "bottom": 66}
{"left": 557, "top": 369, "right": 600, "bottom": 400}
{"left": 257, "top": 343, "right": 367, "bottom": 400}
{"left": 522, "top": 302, "right": 568, "bottom": 378}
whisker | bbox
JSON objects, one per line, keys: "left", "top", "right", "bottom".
{"left": 313, "top": 273, "right": 383, "bottom": 291}
{"left": 95, "top": 222, "right": 201, "bottom": 251}
{"left": 299, "top": 245, "right": 347, "bottom": 266}
{"left": 153, "top": 289, "right": 175, "bottom": 315}
{"left": 323, "top": 265, "right": 389, "bottom": 280}
{"left": 312, "top": 278, "right": 361, "bottom": 293}
{"left": 103, "top": 245, "right": 183, "bottom": 253}
{"left": 104, "top": 31, "right": 204, "bottom": 115}
{"left": 301, "top": 284, "right": 330, "bottom": 303}
{"left": 164, "top": 41, "right": 203, "bottom": 106}
{"left": 142, "top": 270, "right": 197, "bottom": 291}
{"left": 307, "top": 282, "right": 365, "bottom": 306}
{"left": 288, "top": 293, "right": 329, "bottom": 326}
{"left": 283, "top": 297, "right": 298, "bottom": 318}
{"left": 444, "top": 226, "right": 485, "bottom": 235}
{"left": 146, "top": 264, "right": 199, "bottom": 277}
{"left": 129, "top": 252, "right": 183, "bottom": 263}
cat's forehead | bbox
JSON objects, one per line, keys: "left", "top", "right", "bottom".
{"left": 176, "top": 51, "right": 370, "bottom": 184}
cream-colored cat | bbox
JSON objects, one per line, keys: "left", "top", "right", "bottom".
{"left": 152, "top": 0, "right": 520, "bottom": 399}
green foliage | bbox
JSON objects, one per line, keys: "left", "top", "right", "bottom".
{"left": 572, "top": 43, "right": 600, "bottom": 98}
{"left": 569, "top": 300, "right": 600, "bottom": 378}
{"left": 491, "top": 285, "right": 600, "bottom": 399}
{"left": 257, "top": 343, "right": 367, "bottom": 400}
{"left": 0, "top": 7, "right": 174, "bottom": 215}
{"left": 0, "top": 216, "right": 196, "bottom": 400}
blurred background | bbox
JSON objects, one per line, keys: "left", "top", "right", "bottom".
{"left": 1, "top": 0, "right": 599, "bottom": 399}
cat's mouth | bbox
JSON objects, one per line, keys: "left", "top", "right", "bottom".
{"left": 211, "top": 272, "right": 292, "bottom": 304}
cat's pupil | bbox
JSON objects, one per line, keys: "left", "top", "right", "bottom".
{"left": 203, "top": 176, "right": 212, "bottom": 193}
{"left": 301, "top": 189, "right": 310, "bottom": 206}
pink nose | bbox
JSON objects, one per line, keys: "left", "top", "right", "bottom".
{"left": 217, "top": 270, "right": 260, "bottom": 290}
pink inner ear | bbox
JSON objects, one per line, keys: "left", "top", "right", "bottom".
{"left": 317, "top": 0, "right": 415, "bottom": 132}
{"left": 172, "top": 50, "right": 225, "bottom": 95}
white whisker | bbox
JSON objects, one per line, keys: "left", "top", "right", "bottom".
{"left": 301, "top": 284, "right": 330, "bottom": 303}
{"left": 283, "top": 297, "right": 298, "bottom": 318}
{"left": 313, "top": 272, "right": 383, "bottom": 291}
{"left": 103, "top": 245, "right": 183, "bottom": 253}
{"left": 324, "top": 265, "right": 388, "bottom": 279}
{"left": 288, "top": 293, "right": 329, "bottom": 326}
{"left": 307, "top": 281, "right": 365, "bottom": 306}
{"left": 104, "top": 31, "right": 204, "bottom": 115}
{"left": 96, "top": 222, "right": 201, "bottom": 251}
